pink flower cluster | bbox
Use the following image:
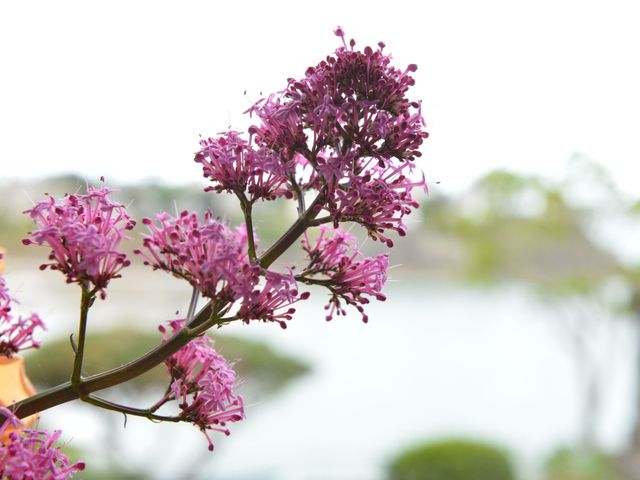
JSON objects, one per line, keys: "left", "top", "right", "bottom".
{"left": 135, "top": 211, "right": 249, "bottom": 302}
{"left": 195, "top": 131, "right": 293, "bottom": 201}
{"left": 23, "top": 187, "right": 135, "bottom": 299}
{"left": 327, "top": 157, "right": 426, "bottom": 247}
{"left": 241, "top": 27, "right": 428, "bottom": 246}
{"left": 301, "top": 227, "right": 388, "bottom": 322}
{"left": 236, "top": 269, "right": 310, "bottom": 329}
{"left": 8, "top": 26, "right": 427, "bottom": 465}
{"left": 251, "top": 27, "right": 427, "bottom": 163}
{"left": 136, "top": 211, "right": 308, "bottom": 327}
{"left": 0, "top": 407, "right": 85, "bottom": 479}
{"left": 159, "top": 320, "right": 244, "bottom": 451}
{"left": 1, "top": 259, "right": 45, "bottom": 357}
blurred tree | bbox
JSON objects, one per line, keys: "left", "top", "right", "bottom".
{"left": 545, "top": 447, "right": 619, "bottom": 480}
{"left": 422, "top": 158, "right": 640, "bottom": 460}
{"left": 387, "top": 439, "right": 515, "bottom": 480}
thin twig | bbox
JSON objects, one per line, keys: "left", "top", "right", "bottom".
{"left": 83, "top": 394, "right": 181, "bottom": 423}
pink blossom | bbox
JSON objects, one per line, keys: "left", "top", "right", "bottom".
{"left": 136, "top": 211, "right": 309, "bottom": 327}
{"left": 247, "top": 94, "right": 309, "bottom": 163}
{"left": 0, "top": 407, "right": 85, "bottom": 479}
{"left": 301, "top": 227, "right": 388, "bottom": 322}
{"left": 1, "top": 270, "right": 45, "bottom": 358}
{"left": 0, "top": 311, "right": 44, "bottom": 358}
{"left": 327, "top": 157, "right": 427, "bottom": 247}
{"left": 159, "top": 320, "right": 244, "bottom": 451}
{"left": 195, "top": 131, "right": 292, "bottom": 201}
{"left": 197, "top": 29, "right": 427, "bottom": 248}
{"left": 242, "top": 29, "right": 428, "bottom": 244}
{"left": 248, "top": 28, "right": 427, "bottom": 172}
{"left": 22, "top": 187, "right": 135, "bottom": 299}
{"left": 134, "top": 211, "right": 251, "bottom": 302}
{"left": 236, "top": 269, "right": 311, "bottom": 329}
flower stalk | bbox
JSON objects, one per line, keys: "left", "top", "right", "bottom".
{"left": 71, "top": 285, "right": 94, "bottom": 389}
{"left": 259, "top": 190, "right": 326, "bottom": 269}
{"left": 238, "top": 193, "right": 257, "bottom": 262}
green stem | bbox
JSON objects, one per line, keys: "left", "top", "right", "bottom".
{"left": 149, "top": 388, "right": 172, "bottom": 413}
{"left": 295, "top": 275, "right": 333, "bottom": 287}
{"left": 288, "top": 175, "right": 306, "bottom": 215}
{"left": 306, "top": 215, "right": 333, "bottom": 227}
{"left": 71, "top": 286, "right": 93, "bottom": 388}
{"left": 238, "top": 193, "right": 257, "bottom": 262}
{"left": 187, "top": 314, "right": 238, "bottom": 337}
{"left": 83, "top": 394, "right": 180, "bottom": 423}
{"left": 186, "top": 287, "right": 199, "bottom": 323}
{"left": 259, "top": 191, "right": 326, "bottom": 268}
{"left": 11, "top": 324, "right": 195, "bottom": 419}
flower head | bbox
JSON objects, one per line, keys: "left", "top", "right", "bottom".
{"left": 23, "top": 186, "right": 135, "bottom": 299}
{"left": 197, "top": 29, "right": 427, "bottom": 249}
{"left": 137, "top": 211, "right": 309, "bottom": 327}
{"left": 301, "top": 227, "right": 388, "bottom": 322}
{"left": 159, "top": 320, "right": 244, "bottom": 451}
{"left": 248, "top": 28, "right": 427, "bottom": 171}
{"left": 243, "top": 29, "right": 428, "bottom": 244}
{"left": 1, "top": 267, "right": 45, "bottom": 358}
{"left": 236, "top": 269, "right": 311, "bottom": 329}
{"left": 135, "top": 211, "right": 251, "bottom": 302}
{"left": 195, "top": 131, "right": 293, "bottom": 201}
{"left": 0, "top": 407, "right": 85, "bottom": 479}
{"left": 327, "top": 157, "right": 427, "bottom": 247}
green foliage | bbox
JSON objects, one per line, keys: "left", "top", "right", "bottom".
{"left": 544, "top": 447, "right": 619, "bottom": 480}
{"left": 0, "top": 216, "right": 33, "bottom": 256}
{"left": 420, "top": 170, "right": 618, "bottom": 286}
{"left": 212, "top": 333, "right": 310, "bottom": 394}
{"left": 474, "top": 170, "right": 544, "bottom": 220}
{"left": 387, "top": 439, "right": 516, "bottom": 480}
{"left": 420, "top": 197, "right": 456, "bottom": 231}
{"left": 24, "top": 327, "right": 309, "bottom": 395}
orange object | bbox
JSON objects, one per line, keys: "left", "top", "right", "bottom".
{"left": 0, "top": 355, "right": 37, "bottom": 440}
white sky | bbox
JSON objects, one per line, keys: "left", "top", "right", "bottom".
{"left": 1, "top": 0, "right": 639, "bottom": 195}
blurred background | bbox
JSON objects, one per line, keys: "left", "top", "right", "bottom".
{"left": 2, "top": 1, "right": 640, "bottom": 479}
